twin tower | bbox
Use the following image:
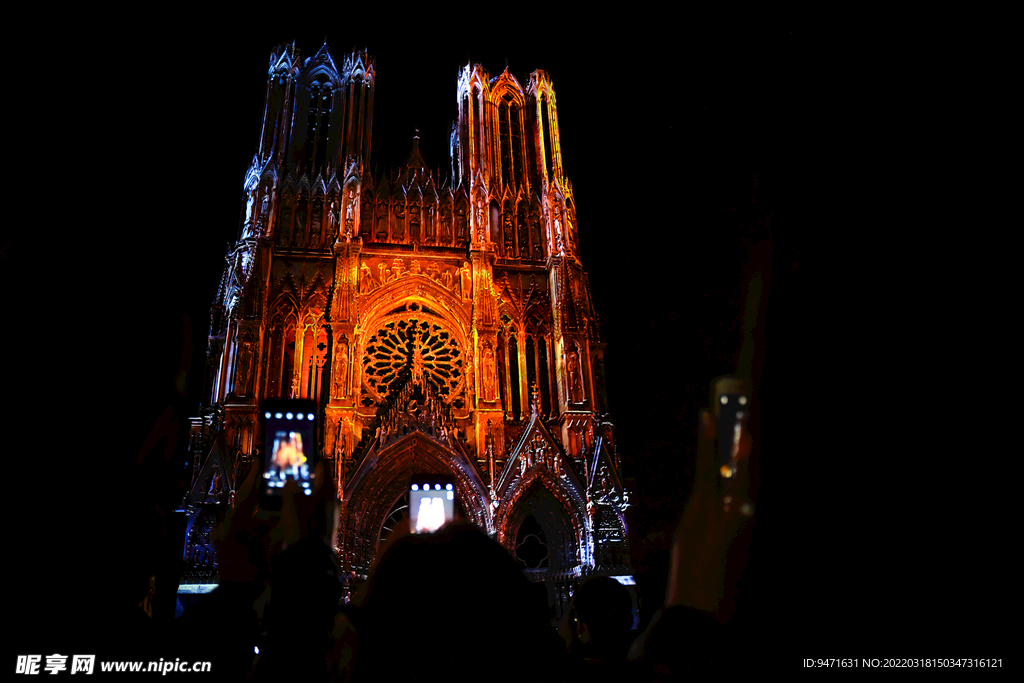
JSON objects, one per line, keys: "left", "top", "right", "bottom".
{"left": 182, "top": 42, "right": 632, "bottom": 611}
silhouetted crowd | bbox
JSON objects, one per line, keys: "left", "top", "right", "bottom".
{"left": 99, "top": 409, "right": 753, "bottom": 680}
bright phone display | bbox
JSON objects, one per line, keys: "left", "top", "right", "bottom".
{"left": 409, "top": 475, "right": 455, "bottom": 533}
{"left": 259, "top": 399, "right": 318, "bottom": 507}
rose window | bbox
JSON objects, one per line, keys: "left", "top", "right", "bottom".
{"left": 362, "top": 314, "right": 465, "bottom": 406}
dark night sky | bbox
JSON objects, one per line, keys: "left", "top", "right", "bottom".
{"left": 20, "top": 19, "right": 1005, "bottom": 659}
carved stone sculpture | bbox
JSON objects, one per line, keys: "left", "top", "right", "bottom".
{"left": 475, "top": 199, "right": 485, "bottom": 242}
{"left": 454, "top": 205, "right": 466, "bottom": 243}
{"left": 531, "top": 214, "right": 542, "bottom": 258}
{"left": 567, "top": 349, "right": 583, "bottom": 403}
{"left": 393, "top": 200, "right": 404, "bottom": 241}
{"left": 483, "top": 345, "right": 496, "bottom": 400}
{"left": 409, "top": 203, "right": 420, "bottom": 242}
{"left": 460, "top": 262, "right": 472, "bottom": 298}
{"left": 244, "top": 190, "right": 256, "bottom": 228}
{"left": 236, "top": 340, "right": 253, "bottom": 395}
{"left": 333, "top": 341, "right": 349, "bottom": 398}
{"left": 327, "top": 199, "right": 339, "bottom": 240}
{"left": 503, "top": 213, "right": 514, "bottom": 256}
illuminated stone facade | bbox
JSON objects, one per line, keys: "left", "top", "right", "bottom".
{"left": 180, "top": 42, "right": 631, "bottom": 611}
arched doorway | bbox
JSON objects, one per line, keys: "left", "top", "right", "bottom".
{"left": 342, "top": 431, "right": 491, "bottom": 576}
{"left": 501, "top": 479, "right": 588, "bottom": 618}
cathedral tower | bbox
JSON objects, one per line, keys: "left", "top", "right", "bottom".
{"left": 181, "top": 45, "right": 631, "bottom": 614}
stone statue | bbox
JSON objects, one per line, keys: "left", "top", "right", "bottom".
{"left": 483, "top": 346, "right": 496, "bottom": 400}
{"left": 567, "top": 349, "right": 583, "bottom": 403}
{"left": 207, "top": 468, "right": 222, "bottom": 497}
{"left": 425, "top": 204, "right": 435, "bottom": 243}
{"left": 475, "top": 198, "right": 485, "bottom": 242}
{"left": 454, "top": 205, "right": 466, "bottom": 243}
{"left": 441, "top": 204, "right": 452, "bottom": 243}
{"left": 460, "top": 262, "right": 472, "bottom": 298}
{"left": 530, "top": 214, "right": 542, "bottom": 258}
{"left": 362, "top": 199, "right": 374, "bottom": 237}
{"left": 236, "top": 340, "right": 253, "bottom": 395}
{"left": 393, "top": 200, "right": 404, "bottom": 241}
{"left": 333, "top": 341, "right": 349, "bottom": 398}
{"left": 244, "top": 189, "right": 256, "bottom": 227}
{"left": 327, "top": 199, "right": 338, "bottom": 240}
{"left": 341, "top": 417, "right": 352, "bottom": 458}
{"left": 503, "top": 213, "right": 514, "bottom": 256}
{"left": 409, "top": 203, "right": 420, "bottom": 242}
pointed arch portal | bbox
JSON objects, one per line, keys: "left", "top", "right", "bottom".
{"left": 342, "top": 431, "right": 491, "bottom": 574}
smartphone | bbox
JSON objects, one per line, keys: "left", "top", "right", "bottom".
{"left": 408, "top": 474, "right": 455, "bottom": 533}
{"left": 712, "top": 376, "right": 750, "bottom": 481}
{"left": 259, "top": 399, "right": 319, "bottom": 510}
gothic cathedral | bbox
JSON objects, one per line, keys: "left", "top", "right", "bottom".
{"left": 181, "top": 42, "right": 632, "bottom": 611}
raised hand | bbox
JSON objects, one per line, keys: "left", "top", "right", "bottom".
{"left": 665, "top": 410, "right": 754, "bottom": 621}
{"left": 209, "top": 457, "right": 262, "bottom": 583}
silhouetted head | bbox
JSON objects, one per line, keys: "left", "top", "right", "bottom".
{"left": 572, "top": 576, "right": 633, "bottom": 642}
{"left": 353, "top": 522, "right": 562, "bottom": 680}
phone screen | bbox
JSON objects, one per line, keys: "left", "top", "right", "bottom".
{"left": 409, "top": 476, "right": 454, "bottom": 533}
{"left": 261, "top": 401, "right": 317, "bottom": 500}
{"left": 712, "top": 377, "right": 749, "bottom": 480}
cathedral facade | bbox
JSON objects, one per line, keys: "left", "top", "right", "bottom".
{"left": 181, "top": 42, "right": 631, "bottom": 611}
